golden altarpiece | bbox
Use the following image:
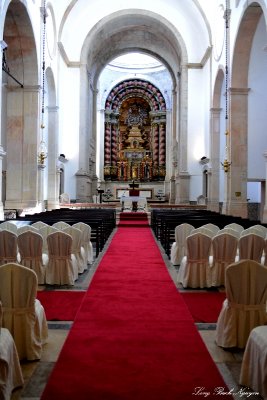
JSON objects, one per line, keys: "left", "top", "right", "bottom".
{"left": 104, "top": 79, "right": 166, "bottom": 182}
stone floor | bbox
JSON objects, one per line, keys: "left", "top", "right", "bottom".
{"left": 10, "top": 227, "right": 263, "bottom": 400}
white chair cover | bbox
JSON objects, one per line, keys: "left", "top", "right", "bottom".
{"left": 238, "top": 233, "right": 265, "bottom": 263}
{"left": 73, "top": 222, "right": 93, "bottom": 265}
{"left": 216, "top": 260, "right": 267, "bottom": 349}
{"left": 224, "top": 223, "right": 244, "bottom": 234}
{"left": 17, "top": 225, "right": 38, "bottom": 235}
{"left": 170, "top": 223, "right": 194, "bottom": 266}
{"left": 17, "top": 231, "right": 46, "bottom": 284}
{"left": 219, "top": 227, "right": 240, "bottom": 238}
{"left": 240, "top": 226, "right": 266, "bottom": 238}
{"left": 0, "top": 230, "right": 18, "bottom": 265}
{"left": 0, "top": 222, "right": 17, "bottom": 234}
{"left": 177, "top": 233, "right": 212, "bottom": 288}
{"left": 0, "top": 301, "right": 24, "bottom": 400}
{"left": 210, "top": 233, "right": 238, "bottom": 286}
{"left": 39, "top": 225, "right": 58, "bottom": 255}
{"left": 31, "top": 221, "right": 48, "bottom": 230}
{"left": 123, "top": 200, "right": 132, "bottom": 212}
{"left": 62, "top": 226, "right": 86, "bottom": 274}
{"left": 137, "top": 198, "right": 147, "bottom": 212}
{"left": 0, "top": 263, "right": 48, "bottom": 360}
{"left": 0, "top": 327, "right": 24, "bottom": 399}
{"left": 239, "top": 325, "right": 267, "bottom": 399}
{"left": 191, "top": 226, "right": 215, "bottom": 237}
{"left": 45, "top": 231, "right": 78, "bottom": 285}
{"left": 252, "top": 224, "right": 267, "bottom": 236}
{"left": 202, "top": 223, "right": 220, "bottom": 235}
{"left": 52, "top": 221, "right": 70, "bottom": 230}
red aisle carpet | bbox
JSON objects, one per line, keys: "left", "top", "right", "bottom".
{"left": 37, "top": 290, "right": 85, "bottom": 321}
{"left": 181, "top": 292, "right": 226, "bottom": 323}
{"left": 41, "top": 226, "right": 231, "bottom": 400}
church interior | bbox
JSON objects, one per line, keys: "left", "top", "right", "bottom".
{"left": 0, "top": 0, "right": 267, "bottom": 399}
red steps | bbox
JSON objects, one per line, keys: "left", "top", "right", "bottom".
{"left": 118, "top": 212, "right": 148, "bottom": 227}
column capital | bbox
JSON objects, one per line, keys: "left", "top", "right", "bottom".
{"left": 229, "top": 87, "right": 250, "bottom": 96}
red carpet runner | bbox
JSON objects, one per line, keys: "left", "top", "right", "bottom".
{"left": 37, "top": 290, "right": 85, "bottom": 321}
{"left": 41, "top": 226, "right": 231, "bottom": 400}
{"left": 181, "top": 292, "right": 226, "bottom": 323}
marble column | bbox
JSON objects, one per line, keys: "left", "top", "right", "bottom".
{"left": 37, "top": 163, "right": 46, "bottom": 212}
{"left": 208, "top": 107, "right": 221, "bottom": 212}
{"left": 223, "top": 88, "right": 249, "bottom": 218}
{"left": 5, "top": 85, "right": 39, "bottom": 210}
{"left": 0, "top": 146, "right": 6, "bottom": 220}
{"left": 0, "top": 57, "right": 7, "bottom": 219}
{"left": 47, "top": 106, "right": 60, "bottom": 210}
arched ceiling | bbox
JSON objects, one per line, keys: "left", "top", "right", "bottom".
{"left": 58, "top": 0, "right": 211, "bottom": 87}
{"left": 2, "top": 0, "right": 38, "bottom": 86}
{"left": 81, "top": 10, "right": 186, "bottom": 88}
{"left": 232, "top": 3, "right": 263, "bottom": 87}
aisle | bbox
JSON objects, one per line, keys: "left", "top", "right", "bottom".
{"left": 41, "top": 226, "right": 231, "bottom": 400}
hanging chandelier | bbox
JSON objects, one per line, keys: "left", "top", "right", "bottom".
{"left": 38, "top": 0, "right": 48, "bottom": 165}
{"left": 221, "top": 0, "right": 232, "bottom": 173}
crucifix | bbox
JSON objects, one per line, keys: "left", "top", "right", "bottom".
{"left": 129, "top": 180, "right": 138, "bottom": 190}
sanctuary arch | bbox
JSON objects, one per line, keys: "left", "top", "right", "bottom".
{"left": 103, "top": 79, "right": 166, "bottom": 182}
{"left": 78, "top": 9, "right": 189, "bottom": 203}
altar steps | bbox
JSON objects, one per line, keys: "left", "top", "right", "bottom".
{"left": 118, "top": 212, "right": 149, "bottom": 227}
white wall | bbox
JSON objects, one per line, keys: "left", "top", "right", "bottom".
{"left": 248, "top": 14, "right": 267, "bottom": 180}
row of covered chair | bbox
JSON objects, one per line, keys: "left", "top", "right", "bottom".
{"left": 0, "top": 221, "right": 93, "bottom": 285}
{"left": 150, "top": 207, "right": 260, "bottom": 257}
{"left": 213, "top": 259, "right": 267, "bottom": 398}
{"left": 0, "top": 263, "right": 48, "bottom": 361}
{"left": 176, "top": 231, "right": 267, "bottom": 289}
{"left": 0, "top": 220, "right": 93, "bottom": 263}
{"left": 17, "top": 207, "right": 116, "bottom": 257}
{"left": 171, "top": 222, "right": 267, "bottom": 266}
{"left": 172, "top": 223, "right": 267, "bottom": 287}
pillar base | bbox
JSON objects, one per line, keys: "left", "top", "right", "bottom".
{"left": 262, "top": 206, "right": 267, "bottom": 223}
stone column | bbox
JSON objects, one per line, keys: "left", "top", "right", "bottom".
{"left": 262, "top": 150, "right": 267, "bottom": 223}
{"left": 209, "top": 107, "right": 222, "bottom": 212}
{"left": 223, "top": 88, "right": 249, "bottom": 218}
{"left": 47, "top": 106, "right": 60, "bottom": 210}
{"left": 176, "top": 65, "right": 190, "bottom": 204}
{"left": 5, "top": 85, "right": 39, "bottom": 210}
{"left": 0, "top": 146, "right": 6, "bottom": 220}
{"left": 37, "top": 163, "right": 46, "bottom": 212}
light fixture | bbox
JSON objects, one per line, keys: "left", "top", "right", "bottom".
{"left": 38, "top": 0, "right": 48, "bottom": 165}
{"left": 1, "top": 40, "right": 23, "bottom": 87}
{"left": 221, "top": 0, "right": 232, "bottom": 173}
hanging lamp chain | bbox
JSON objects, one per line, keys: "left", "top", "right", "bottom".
{"left": 41, "top": 0, "right": 46, "bottom": 131}
{"left": 38, "top": 0, "right": 47, "bottom": 165}
{"left": 221, "top": 0, "right": 232, "bottom": 173}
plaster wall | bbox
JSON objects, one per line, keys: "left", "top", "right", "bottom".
{"left": 57, "top": 61, "right": 80, "bottom": 199}
{"left": 248, "top": 14, "right": 267, "bottom": 179}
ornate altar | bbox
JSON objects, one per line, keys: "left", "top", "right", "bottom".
{"left": 104, "top": 79, "right": 166, "bottom": 182}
